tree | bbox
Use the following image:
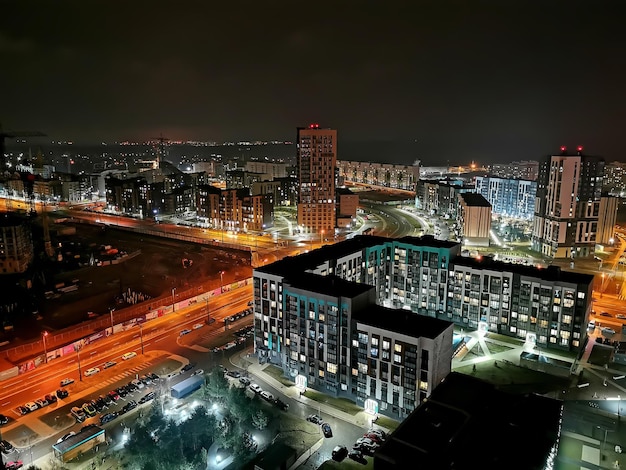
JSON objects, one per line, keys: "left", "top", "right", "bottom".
{"left": 203, "top": 368, "right": 230, "bottom": 403}
{"left": 251, "top": 409, "right": 268, "bottom": 430}
{"left": 227, "top": 385, "right": 254, "bottom": 422}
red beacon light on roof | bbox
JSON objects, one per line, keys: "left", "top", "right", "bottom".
{"left": 577, "top": 145, "right": 584, "bottom": 152}
{"left": 560, "top": 146, "right": 567, "bottom": 152}
{"left": 309, "top": 123, "right": 320, "bottom": 129}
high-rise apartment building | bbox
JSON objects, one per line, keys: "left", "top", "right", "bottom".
{"left": 474, "top": 176, "right": 536, "bottom": 219}
{"left": 532, "top": 148, "right": 605, "bottom": 258}
{"left": 297, "top": 124, "right": 337, "bottom": 233}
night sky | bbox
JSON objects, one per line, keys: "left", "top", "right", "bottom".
{"left": 1, "top": 1, "right": 625, "bottom": 164}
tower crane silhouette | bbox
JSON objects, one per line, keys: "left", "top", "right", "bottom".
{"left": 150, "top": 133, "right": 169, "bottom": 168}
{"left": 0, "top": 123, "right": 46, "bottom": 175}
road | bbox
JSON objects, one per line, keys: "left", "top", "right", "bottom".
{"left": 0, "top": 285, "right": 252, "bottom": 465}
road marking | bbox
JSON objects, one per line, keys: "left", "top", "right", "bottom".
{"left": 2, "top": 401, "right": 10, "bottom": 406}
{"left": 154, "top": 337, "right": 165, "bottom": 343}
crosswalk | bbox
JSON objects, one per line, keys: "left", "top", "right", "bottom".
{"left": 96, "top": 362, "right": 154, "bottom": 388}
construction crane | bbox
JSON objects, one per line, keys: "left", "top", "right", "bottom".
{"left": 150, "top": 133, "right": 169, "bottom": 168}
{"left": 0, "top": 123, "right": 46, "bottom": 176}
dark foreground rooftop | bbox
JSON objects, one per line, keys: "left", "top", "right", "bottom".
{"left": 374, "top": 372, "right": 562, "bottom": 470}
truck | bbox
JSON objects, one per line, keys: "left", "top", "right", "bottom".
{"left": 170, "top": 375, "right": 204, "bottom": 399}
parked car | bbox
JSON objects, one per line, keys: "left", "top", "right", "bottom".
{"left": 5, "top": 460, "right": 23, "bottom": 470}
{"left": 60, "top": 378, "right": 74, "bottom": 387}
{"left": 354, "top": 437, "right": 379, "bottom": 453}
{"left": 179, "top": 329, "right": 192, "bottom": 337}
{"left": 126, "top": 381, "right": 138, "bottom": 392}
{"left": 182, "top": 363, "right": 195, "bottom": 372}
{"left": 226, "top": 370, "right": 241, "bottom": 378}
{"left": 307, "top": 414, "right": 323, "bottom": 425}
{"left": 121, "top": 351, "right": 137, "bottom": 360}
{"left": 0, "top": 439, "right": 15, "bottom": 454}
{"left": 70, "top": 407, "right": 86, "bottom": 422}
{"left": 34, "top": 399, "right": 48, "bottom": 408}
{"left": 108, "top": 390, "right": 120, "bottom": 401}
{"left": 617, "top": 314, "right": 626, "bottom": 320}
{"left": 102, "top": 393, "right": 113, "bottom": 405}
{"left": 94, "top": 396, "right": 107, "bottom": 411}
{"left": 238, "top": 376, "right": 251, "bottom": 386}
{"left": 82, "top": 402, "right": 97, "bottom": 417}
{"left": 366, "top": 428, "right": 387, "bottom": 441}
{"left": 348, "top": 449, "right": 367, "bottom": 464}
{"left": 56, "top": 431, "right": 75, "bottom": 444}
{"left": 44, "top": 394, "right": 58, "bottom": 404}
{"left": 139, "top": 391, "right": 156, "bottom": 404}
{"left": 131, "top": 379, "right": 145, "bottom": 389}
{"left": 192, "top": 369, "right": 204, "bottom": 376}
{"left": 260, "top": 390, "right": 275, "bottom": 402}
{"left": 332, "top": 445, "right": 348, "bottom": 461}
{"left": 364, "top": 432, "right": 384, "bottom": 443}
{"left": 249, "top": 383, "right": 262, "bottom": 394}
{"left": 17, "top": 406, "right": 29, "bottom": 416}
{"left": 56, "top": 389, "right": 69, "bottom": 399}
{"left": 122, "top": 400, "right": 138, "bottom": 414}
{"left": 116, "top": 386, "right": 128, "bottom": 398}
{"left": 100, "top": 412, "right": 118, "bottom": 425}
{"left": 274, "top": 398, "right": 289, "bottom": 411}
{"left": 24, "top": 402, "right": 39, "bottom": 412}
{"left": 0, "top": 414, "right": 8, "bottom": 425}
{"left": 148, "top": 372, "right": 160, "bottom": 381}
{"left": 84, "top": 367, "right": 100, "bottom": 377}
{"left": 321, "top": 423, "right": 333, "bottom": 438}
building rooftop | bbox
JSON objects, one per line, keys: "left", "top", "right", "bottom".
{"left": 374, "top": 372, "right": 562, "bottom": 470}
{"left": 284, "top": 273, "right": 374, "bottom": 299}
{"left": 256, "top": 235, "right": 461, "bottom": 278}
{"left": 354, "top": 304, "right": 452, "bottom": 339}
{"left": 453, "top": 256, "right": 595, "bottom": 285}
{"left": 459, "top": 192, "right": 491, "bottom": 207}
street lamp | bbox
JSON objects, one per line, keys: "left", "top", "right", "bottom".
{"left": 205, "top": 296, "right": 211, "bottom": 324}
{"left": 219, "top": 271, "right": 224, "bottom": 293}
{"left": 109, "top": 307, "right": 115, "bottom": 334}
{"left": 42, "top": 331, "right": 49, "bottom": 363}
{"left": 171, "top": 287, "right": 177, "bottom": 312}
{"left": 321, "top": 229, "right": 324, "bottom": 245}
{"left": 74, "top": 344, "right": 83, "bottom": 381}
{"left": 139, "top": 323, "right": 144, "bottom": 355}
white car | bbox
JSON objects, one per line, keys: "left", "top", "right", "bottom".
{"left": 601, "top": 327, "right": 616, "bottom": 336}
{"left": 121, "top": 352, "right": 137, "bottom": 360}
{"left": 24, "top": 402, "right": 39, "bottom": 412}
{"left": 193, "top": 323, "right": 204, "bottom": 330}
{"left": 260, "top": 390, "right": 275, "bottom": 402}
{"left": 84, "top": 367, "right": 100, "bottom": 377}
{"left": 249, "top": 383, "right": 262, "bottom": 394}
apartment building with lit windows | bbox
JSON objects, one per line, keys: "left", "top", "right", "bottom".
{"left": 253, "top": 235, "right": 592, "bottom": 382}
{"left": 532, "top": 148, "right": 605, "bottom": 258}
{"left": 296, "top": 124, "right": 337, "bottom": 233}
{"left": 474, "top": 176, "right": 536, "bottom": 219}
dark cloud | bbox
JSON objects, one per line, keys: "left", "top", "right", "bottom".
{"left": 1, "top": 0, "right": 625, "bottom": 164}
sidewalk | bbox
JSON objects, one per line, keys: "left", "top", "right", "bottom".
{"left": 230, "top": 348, "right": 386, "bottom": 432}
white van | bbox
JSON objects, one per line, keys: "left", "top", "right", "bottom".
{"left": 121, "top": 352, "right": 137, "bottom": 361}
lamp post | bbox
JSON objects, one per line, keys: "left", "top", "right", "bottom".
{"left": 74, "top": 344, "right": 83, "bottom": 381}
{"left": 321, "top": 229, "right": 324, "bottom": 246}
{"left": 205, "top": 296, "right": 211, "bottom": 324}
{"left": 219, "top": 271, "right": 224, "bottom": 293}
{"left": 42, "top": 331, "right": 49, "bottom": 363}
{"left": 139, "top": 323, "right": 144, "bottom": 355}
{"left": 171, "top": 287, "right": 177, "bottom": 312}
{"left": 109, "top": 307, "right": 115, "bottom": 334}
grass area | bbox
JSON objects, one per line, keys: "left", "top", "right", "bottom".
{"left": 376, "top": 415, "right": 400, "bottom": 432}
{"left": 459, "top": 346, "right": 484, "bottom": 362}
{"left": 265, "top": 364, "right": 296, "bottom": 387}
{"left": 275, "top": 414, "right": 322, "bottom": 450}
{"left": 484, "top": 333, "right": 525, "bottom": 346}
{"left": 303, "top": 389, "right": 362, "bottom": 415}
{"left": 454, "top": 358, "right": 570, "bottom": 395}
{"left": 483, "top": 340, "right": 515, "bottom": 355}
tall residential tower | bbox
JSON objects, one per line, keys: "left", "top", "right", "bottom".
{"left": 532, "top": 147, "right": 605, "bottom": 258}
{"left": 297, "top": 124, "right": 337, "bottom": 233}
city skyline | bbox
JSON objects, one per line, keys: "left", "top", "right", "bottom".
{"left": 1, "top": 1, "right": 625, "bottom": 164}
